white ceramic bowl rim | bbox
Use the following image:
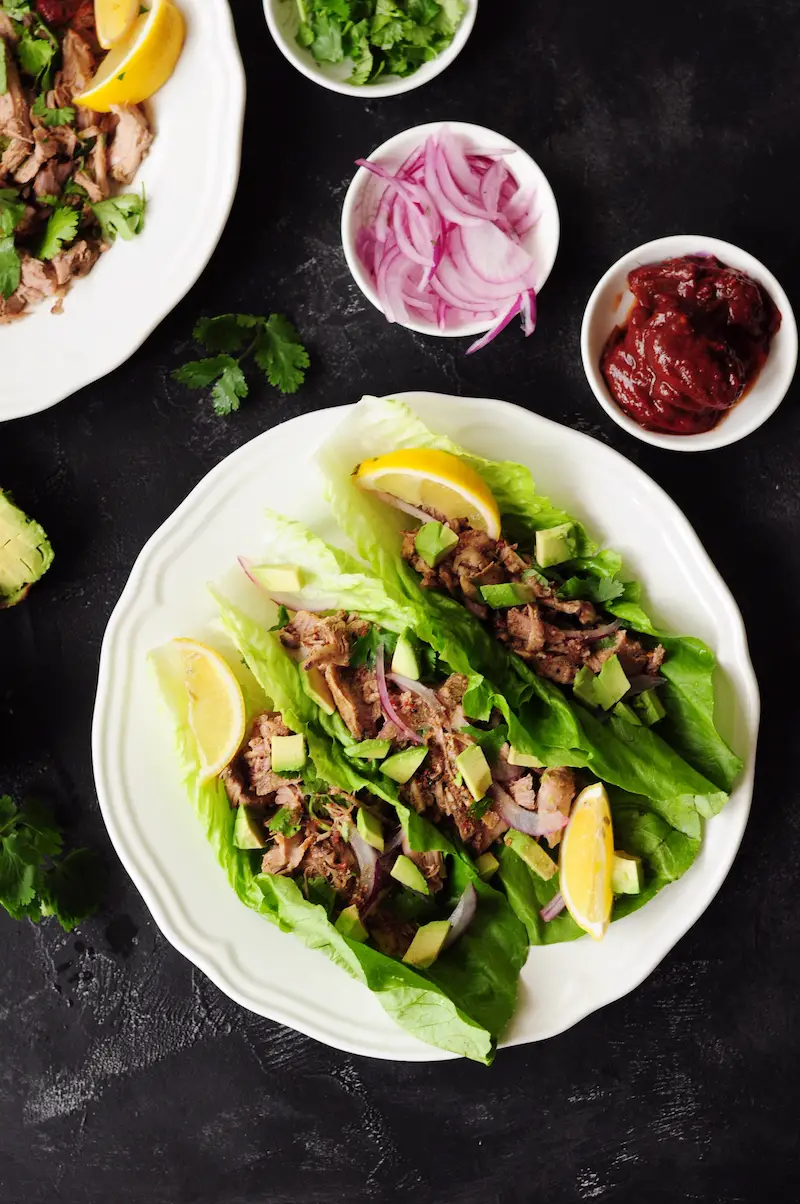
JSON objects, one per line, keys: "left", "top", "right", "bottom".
{"left": 580, "top": 234, "right": 798, "bottom": 452}
{"left": 262, "top": 0, "right": 478, "bottom": 98}
{"left": 341, "top": 120, "right": 561, "bottom": 339}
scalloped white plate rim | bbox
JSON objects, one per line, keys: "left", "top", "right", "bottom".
{"left": 0, "top": 0, "right": 245, "bottom": 422}
{"left": 92, "top": 392, "right": 758, "bottom": 1061}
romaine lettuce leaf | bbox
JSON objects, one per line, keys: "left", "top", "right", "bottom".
{"left": 317, "top": 395, "right": 739, "bottom": 812}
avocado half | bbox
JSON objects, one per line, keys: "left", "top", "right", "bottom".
{"left": 0, "top": 490, "right": 54, "bottom": 608}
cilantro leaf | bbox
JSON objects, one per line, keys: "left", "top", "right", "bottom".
{"left": 310, "top": 14, "right": 344, "bottom": 62}
{"left": 91, "top": 190, "right": 146, "bottom": 243}
{"left": 0, "top": 188, "right": 25, "bottom": 238}
{"left": 193, "top": 312, "right": 260, "bottom": 354}
{"left": 407, "top": 0, "right": 441, "bottom": 22}
{"left": 39, "top": 848, "right": 106, "bottom": 933}
{"left": 370, "top": 0, "right": 409, "bottom": 50}
{"left": 1, "top": 0, "right": 33, "bottom": 16}
{"left": 351, "top": 626, "right": 398, "bottom": 668}
{"left": 31, "top": 93, "right": 75, "bottom": 127}
{"left": 0, "top": 235, "right": 20, "bottom": 299}
{"left": 268, "top": 807, "right": 301, "bottom": 838}
{"left": 0, "top": 795, "right": 103, "bottom": 930}
{"left": 316, "top": 0, "right": 349, "bottom": 17}
{"left": 172, "top": 354, "right": 237, "bottom": 389}
{"left": 269, "top": 604, "right": 291, "bottom": 631}
{"left": 210, "top": 361, "right": 248, "bottom": 416}
{"left": 16, "top": 29, "right": 58, "bottom": 89}
{"left": 252, "top": 314, "right": 310, "bottom": 394}
{"left": 559, "top": 575, "right": 625, "bottom": 606}
{"left": 38, "top": 206, "right": 79, "bottom": 260}
{"left": 468, "top": 796, "right": 493, "bottom": 821}
{"left": 460, "top": 723, "right": 509, "bottom": 764}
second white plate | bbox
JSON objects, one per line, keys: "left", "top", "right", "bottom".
{"left": 92, "top": 392, "right": 758, "bottom": 1060}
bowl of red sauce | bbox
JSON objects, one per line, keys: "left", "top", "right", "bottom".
{"left": 581, "top": 235, "right": 797, "bottom": 451}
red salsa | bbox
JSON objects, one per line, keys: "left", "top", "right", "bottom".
{"left": 600, "top": 254, "right": 781, "bottom": 435}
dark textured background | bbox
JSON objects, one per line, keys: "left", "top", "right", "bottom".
{"left": 2, "top": 1, "right": 799, "bottom": 1200}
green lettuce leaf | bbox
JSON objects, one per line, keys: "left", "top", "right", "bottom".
{"left": 317, "top": 395, "right": 739, "bottom": 813}
{"left": 497, "top": 787, "right": 701, "bottom": 945}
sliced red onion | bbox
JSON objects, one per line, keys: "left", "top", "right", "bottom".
{"left": 355, "top": 128, "right": 539, "bottom": 354}
{"left": 372, "top": 490, "right": 433, "bottom": 524}
{"left": 540, "top": 892, "right": 566, "bottom": 922}
{"left": 443, "top": 882, "right": 478, "bottom": 949}
{"left": 494, "top": 787, "right": 569, "bottom": 837}
{"left": 385, "top": 826, "right": 406, "bottom": 853}
{"left": 573, "top": 619, "right": 622, "bottom": 643}
{"left": 625, "top": 675, "right": 666, "bottom": 697}
{"left": 387, "top": 673, "right": 444, "bottom": 710}
{"left": 349, "top": 825, "right": 383, "bottom": 909}
{"left": 375, "top": 643, "right": 424, "bottom": 745}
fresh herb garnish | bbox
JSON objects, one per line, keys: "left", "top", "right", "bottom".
{"left": 0, "top": 188, "right": 25, "bottom": 237}
{"left": 31, "top": 93, "right": 75, "bottom": 127}
{"left": 0, "top": 42, "right": 8, "bottom": 94}
{"left": 268, "top": 807, "right": 301, "bottom": 838}
{"left": 351, "top": 626, "right": 398, "bottom": 668}
{"left": 294, "top": 0, "right": 466, "bottom": 86}
{"left": 173, "top": 313, "right": 310, "bottom": 416}
{"left": 468, "top": 796, "right": 493, "bottom": 821}
{"left": 91, "top": 189, "right": 146, "bottom": 243}
{"left": 269, "top": 604, "right": 291, "bottom": 631}
{"left": 558, "top": 574, "right": 626, "bottom": 606}
{"left": 0, "top": 795, "right": 105, "bottom": 931}
{"left": 16, "top": 21, "right": 59, "bottom": 90}
{"left": 38, "top": 205, "right": 79, "bottom": 260}
{"left": 460, "top": 723, "right": 509, "bottom": 764}
{"left": 0, "top": 235, "right": 21, "bottom": 298}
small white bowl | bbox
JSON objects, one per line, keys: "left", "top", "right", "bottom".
{"left": 581, "top": 234, "right": 798, "bottom": 452}
{"left": 262, "top": 0, "right": 477, "bottom": 98}
{"left": 341, "top": 121, "right": 560, "bottom": 340}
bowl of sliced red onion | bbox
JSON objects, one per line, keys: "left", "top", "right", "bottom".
{"left": 341, "top": 122, "right": 560, "bottom": 354}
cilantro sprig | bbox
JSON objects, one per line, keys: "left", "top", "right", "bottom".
{"left": 91, "top": 189, "right": 146, "bottom": 243}
{"left": 38, "top": 205, "right": 79, "bottom": 260}
{"left": 294, "top": 0, "right": 466, "bottom": 85}
{"left": 173, "top": 313, "right": 310, "bottom": 416}
{"left": 0, "top": 795, "right": 105, "bottom": 932}
{"left": 32, "top": 93, "right": 76, "bottom": 128}
{"left": 0, "top": 189, "right": 25, "bottom": 298}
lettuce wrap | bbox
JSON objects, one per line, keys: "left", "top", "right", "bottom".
{"left": 152, "top": 617, "right": 528, "bottom": 1065}
{"left": 316, "top": 396, "right": 740, "bottom": 818}
{"left": 216, "top": 513, "right": 709, "bottom": 947}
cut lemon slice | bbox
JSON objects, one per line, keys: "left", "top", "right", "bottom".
{"left": 559, "top": 782, "right": 614, "bottom": 941}
{"left": 95, "top": 0, "right": 140, "bottom": 50}
{"left": 354, "top": 448, "right": 502, "bottom": 539}
{"left": 74, "top": 0, "right": 185, "bottom": 112}
{"left": 166, "top": 638, "right": 246, "bottom": 782}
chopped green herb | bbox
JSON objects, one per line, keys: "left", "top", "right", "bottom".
{"left": 468, "top": 796, "right": 493, "bottom": 821}
{"left": 267, "top": 807, "right": 301, "bottom": 838}
{"left": 351, "top": 626, "right": 398, "bottom": 668}
{"left": 174, "top": 312, "right": 310, "bottom": 416}
{"left": 0, "top": 235, "right": 20, "bottom": 299}
{"left": 31, "top": 94, "right": 76, "bottom": 127}
{"left": 269, "top": 604, "right": 291, "bottom": 631}
{"left": 558, "top": 574, "right": 626, "bottom": 606}
{"left": 460, "top": 723, "right": 509, "bottom": 764}
{"left": 38, "top": 205, "right": 79, "bottom": 260}
{"left": 0, "top": 188, "right": 25, "bottom": 238}
{"left": 91, "top": 189, "right": 146, "bottom": 243}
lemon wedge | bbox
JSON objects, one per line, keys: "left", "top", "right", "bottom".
{"left": 74, "top": 0, "right": 185, "bottom": 112}
{"left": 95, "top": 0, "right": 140, "bottom": 50}
{"left": 166, "top": 638, "right": 246, "bottom": 782}
{"left": 354, "top": 448, "right": 502, "bottom": 539}
{"left": 558, "top": 782, "right": 614, "bottom": 941}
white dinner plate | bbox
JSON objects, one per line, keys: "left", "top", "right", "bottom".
{"left": 0, "top": 0, "right": 245, "bottom": 422}
{"left": 92, "top": 393, "right": 759, "bottom": 1061}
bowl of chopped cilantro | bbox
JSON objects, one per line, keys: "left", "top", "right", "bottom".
{"left": 263, "top": 0, "right": 476, "bottom": 96}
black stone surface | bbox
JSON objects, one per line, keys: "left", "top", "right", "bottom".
{"left": 2, "top": 1, "right": 799, "bottom": 1200}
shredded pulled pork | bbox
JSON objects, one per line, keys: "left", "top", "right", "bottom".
{"left": 402, "top": 519, "right": 665, "bottom": 687}
{"left": 0, "top": 6, "right": 152, "bottom": 322}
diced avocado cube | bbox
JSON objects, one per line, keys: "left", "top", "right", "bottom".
{"left": 522, "top": 564, "right": 549, "bottom": 588}
{"left": 251, "top": 564, "right": 304, "bottom": 592}
{"left": 573, "top": 665, "right": 599, "bottom": 708}
{"left": 612, "top": 701, "right": 642, "bottom": 725}
{"left": 475, "top": 851, "right": 499, "bottom": 880}
{"left": 391, "top": 854, "right": 430, "bottom": 895}
{"left": 507, "top": 746, "right": 544, "bottom": 768}
{"left": 594, "top": 655, "right": 630, "bottom": 711}
{"left": 632, "top": 688, "right": 666, "bottom": 726}
{"left": 347, "top": 738, "right": 392, "bottom": 761}
{"left": 504, "top": 830, "right": 557, "bottom": 880}
{"left": 480, "top": 582, "right": 535, "bottom": 609}
{"left": 611, "top": 850, "right": 644, "bottom": 895}
{"left": 233, "top": 806, "right": 267, "bottom": 850}
{"left": 535, "top": 523, "right": 576, "bottom": 569}
{"left": 0, "top": 489, "right": 54, "bottom": 608}
{"left": 356, "top": 807, "right": 384, "bottom": 852}
{"left": 391, "top": 631, "right": 420, "bottom": 680}
{"left": 270, "top": 733, "right": 306, "bottom": 772}
{"left": 414, "top": 521, "right": 458, "bottom": 568}
{"left": 380, "top": 746, "right": 428, "bottom": 784}
{"left": 456, "top": 744, "right": 492, "bottom": 801}
{"left": 402, "top": 920, "right": 450, "bottom": 969}
{"left": 335, "top": 904, "right": 368, "bottom": 942}
{"left": 301, "top": 664, "right": 336, "bottom": 716}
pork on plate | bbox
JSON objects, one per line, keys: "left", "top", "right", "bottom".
{"left": 0, "top": 0, "right": 151, "bottom": 322}
{"left": 278, "top": 609, "right": 582, "bottom": 858}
